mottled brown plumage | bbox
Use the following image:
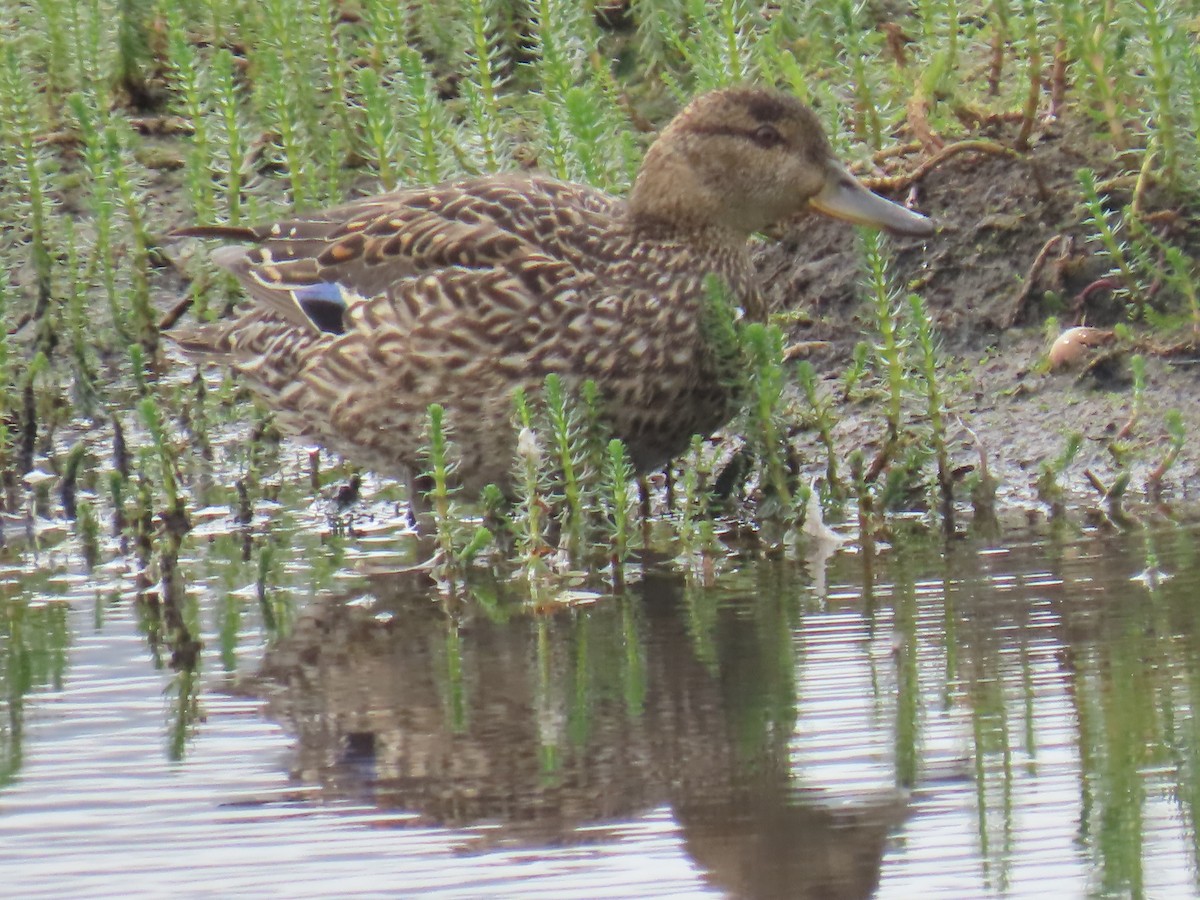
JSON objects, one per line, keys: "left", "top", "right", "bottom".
{"left": 171, "top": 87, "right": 933, "bottom": 503}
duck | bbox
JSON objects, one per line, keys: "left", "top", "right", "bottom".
{"left": 171, "top": 86, "right": 933, "bottom": 516}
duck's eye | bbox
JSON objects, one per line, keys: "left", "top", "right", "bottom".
{"left": 751, "top": 124, "right": 783, "bottom": 148}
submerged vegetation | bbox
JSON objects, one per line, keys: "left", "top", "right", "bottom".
{"left": 0, "top": 0, "right": 1198, "bottom": 614}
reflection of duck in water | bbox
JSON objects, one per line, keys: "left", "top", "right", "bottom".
{"left": 678, "top": 786, "right": 905, "bottom": 899}
{"left": 246, "top": 571, "right": 907, "bottom": 896}
{"left": 173, "top": 87, "right": 932, "bottom": 522}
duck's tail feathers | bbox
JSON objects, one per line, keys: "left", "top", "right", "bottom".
{"left": 162, "top": 323, "right": 237, "bottom": 361}
{"left": 172, "top": 224, "right": 260, "bottom": 242}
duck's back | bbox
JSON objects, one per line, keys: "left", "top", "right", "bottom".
{"left": 173, "top": 173, "right": 753, "bottom": 492}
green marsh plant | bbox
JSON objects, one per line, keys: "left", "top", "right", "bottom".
{"left": 529, "top": 0, "right": 589, "bottom": 100}
{"left": 59, "top": 442, "right": 87, "bottom": 521}
{"left": 542, "top": 373, "right": 588, "bottom": 562}
{"left": 675, "top": 434, "right": 719, "bottom": 584}
{"left": 75, "top": 499, "right": 102, "bottom": 570}
{"left": 315, "top": 0, "right": 354, "bottom": 153}
{"left": 210, "top": 48, "right": 250, "bottom": 226}
{"left": 0, "top": 42, "right": 56, "bottom": 323}
{"left": 1147, "top": 409, "right": 1185, "bottom": 500}
{"left": 1014, "top": 0, "right": 1043, "bottom": 151}
{"left": 103, "top": 121, "right": 157, "bottom": 359}
{"left": 18, "top": 352, "right": 50, "bottom": 476}
{"left": 461, "top": 0, "right": 509, "bottom": 173}
{"left": 1132, "top": 0, "right": 1184, "bottom": 188}
{"left": 849, "top": 449, "right": 876, "bottom": 560}
{"left": 919, "top": 0, "right": 960, "bottom": 74}
{"left": 796, "top": 360, "right": 842, "bottom": 498}
{"left": 527, "top": 0, "right": 630, "bottom": 185}
{"left": 395, "top": 48, "right": 455, "bottom": 184}
{"left": 163, "top": 1, "right": 216, "bottom": 223}
{"left": 253, "top": 0, "right": 328, "bottom": 209}
{"left": 0, "top": 280, "right": 13, "bottom": 500}
{"left": 421, "top": 403, "right": 493, "bottom": 590}
{"left": 181, "top": 373, "right": 216, "bottom": 507}
{"left": 138, "top": 395, "right": 192, "bottom": 572}
{"left": 740, "top": 321, "right": 794, "bottom": 516}
{"left": 32, "top": 0, "right": 76, "bottom": 104}
{"left": 62, "top": 221, "right": 98, "bottom": 413}
{"left": 511, "top": 387, "right": 551, "bottom": 576}
{"left": 860, "top": 228, "right": 909, "bottom": 475}
{"left": 560, "top": 83, "right": 635, "bottom": 189}
{"left": 842, "top": 1, "right": 888, "bottom": 150}
{"left": 114, "top": 0, "right": 154, "bottom": 106}
{"left": 1078, "top": 168, "right": 1143, "bottom": 310}
{"left": 987, "top": 0, "right": 1011, "bottom": 96}
{"left": 68, "top": 94, "right": 127, "bottom": 344}
{"left": 657, "top": 0, "right": 759, "bottom": 96}
{"left": 603, "top": 438, "right": 635, "bottom": 587}
{"left": 1062, "top": 0, "right": 1133, "bottom": 152}
{"left": 841, "top": 341, "right": 872, "bottom": 401}
{"left": 1141, "top": 230, "right": 1200, "bottom": 336}
{"left": 1113, "top": 354, "right": 1147, "bottom": 467}
{"left": 1035, "top": 431, "right": 1083, "bottom": 521}
{"left": 359, "top": 0, "right": 408, "bottom": 69}
{"left": 357, "top": 67, "right": 402, "bottom": 190}
{"left": 108, "top": 466, "right": 128, "bottom": 545}
{"left": 576, "top": 380, "right": 610, "bottom": 502}
{"left": 910, "top": 294, "right": 954, "bottom": 522}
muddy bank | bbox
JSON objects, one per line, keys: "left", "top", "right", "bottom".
{"left": 752, "top": 115, "right": 1200, "bottom": 519}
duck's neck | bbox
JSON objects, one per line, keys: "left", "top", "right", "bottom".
{"left": 626, "top": 142, "right": 751, "bottom": 247}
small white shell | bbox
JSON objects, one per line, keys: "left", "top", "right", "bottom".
{"left": 1048, "top": 326, "right": 1115, "bottom": 371}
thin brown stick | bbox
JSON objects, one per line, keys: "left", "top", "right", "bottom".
{"left": 127, "top": 116, "right": 196, "bottom": 136}
{"left": 1114, "top": 408, "right": 1138, "bottom": 442}
{"left": 905, "top": 91, "right": 945, "bottom": 153}
{"left": 1082, "top": 469, "right": 1108, "bottom": 497}
{"left": 1005, "top": 235, "right": 1064, "bottom": 327}
{"left": 863, "top": 140, "right": 1024, "bottom": 194}
{"left": 870, "top": 141, "right": 923, "bottom": 165}
{"left": 987, "top": 9, "right": 1007, "bottom": 95}
{"left": 7, "top": 311, "right": 32, "bottom": 336}
{"left": 158, "top": 294, "right": 195, "bottom": 332}
{"left": 1049, "top": 36, "right": 1068, "bottom": 118}
{"left": 1147, "top": 444, "right": 1182, "bottom": 500}
{"left": 1014, "top": 32, "right": 1042, "bottom": 151}
{"left": 864, "top": 436, "right": 896, "bottom": 485}
{"left": 960, "top": 419, "right": 999, "bottom": 524}
{"left": 1094, "top": 174, "right": 1139, "bottom": 194}
{"left": 881, "top": 22, "right": 912, "bottom": 68}
{"left": 1131, "top": 143, "right": 1157, "bottom": 216}
{"left": 36, "top": 116, "right": 194, "bottom": 149}
{"left": 782, "top": 341, "right": 831, "bottom": 361}
{"left": 1071, "top": 276, "right": 1123, "bottom": 319}
{"left": 1128, "top": 335, "right": 1199, "bottom": 357}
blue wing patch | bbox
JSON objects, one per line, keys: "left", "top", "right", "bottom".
{"left": 294, "top": 282, "right": 348, "bottom": 335}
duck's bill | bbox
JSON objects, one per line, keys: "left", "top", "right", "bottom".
{"left": 809, "top": 163, "right": 935, "bottom": 237}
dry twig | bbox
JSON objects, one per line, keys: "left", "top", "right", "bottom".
{"left": 864, "top": 139, "right": 1034, "bottom": 195}
{"left": 1006, "top": 235, "right": 1066, "bottom": 327}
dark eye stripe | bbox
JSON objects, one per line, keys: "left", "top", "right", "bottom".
{"left": 687, "top": 124, "right": 787, "bottom": 148}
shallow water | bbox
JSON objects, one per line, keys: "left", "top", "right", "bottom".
{"left": 3, "top": 512, "right": 1200, "bottom": 898}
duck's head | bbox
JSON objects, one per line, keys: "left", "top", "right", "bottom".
{"left": 628, "top": 86, "right": 934, "bottom": 240}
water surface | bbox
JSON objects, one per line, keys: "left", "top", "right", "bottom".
{"left": 2, "top": 514, "right": 1199, "bottom": 898}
